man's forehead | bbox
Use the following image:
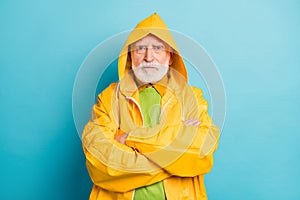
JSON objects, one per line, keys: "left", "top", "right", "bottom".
{"left": 133, "top": 34, "right": 167, "bottom": 46}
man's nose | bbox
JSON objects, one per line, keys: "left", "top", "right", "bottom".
{"left": 144, "top": 48, "right": 154, "bottom": 62}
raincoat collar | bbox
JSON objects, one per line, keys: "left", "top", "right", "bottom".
{"left": 119, "top": 69, "right": 185, "bottom": 100}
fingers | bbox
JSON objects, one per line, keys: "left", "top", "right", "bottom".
{"left": 183, "top": 119, "right": 201, "bottom": 127}
{"left": 114, "top": 133, "right": 129, "bottom": 144}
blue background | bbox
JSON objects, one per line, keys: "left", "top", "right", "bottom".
{"left": 1, "top": 0, "right": 299, "bottom": 199}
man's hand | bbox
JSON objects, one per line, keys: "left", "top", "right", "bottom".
{"left": 183, "top": 119, "right": 200, "bottom": 127}
{"left": 114, "top": 133, "right": 129, "bottom": 144}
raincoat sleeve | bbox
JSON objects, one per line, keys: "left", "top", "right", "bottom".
{"left": 126, "top": 87, "right": 220, "bottom": 177}
{"left": 82, "top": 83, "right": 171, "bottom": 193}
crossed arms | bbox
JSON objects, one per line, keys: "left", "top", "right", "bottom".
{"left": 82, "top": 83, "right": 219, "bottom": 192}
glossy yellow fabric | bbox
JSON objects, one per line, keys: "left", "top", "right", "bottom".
{"left": 82, "top": 13, "right": 220, "bottom": 200}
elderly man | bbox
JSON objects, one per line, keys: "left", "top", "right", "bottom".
{"left": 82, "top": 13, "right": 220, "bottom": 200}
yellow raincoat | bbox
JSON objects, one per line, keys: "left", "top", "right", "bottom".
{"left": 82, "top": 13, "right": 220, "bottom": 200}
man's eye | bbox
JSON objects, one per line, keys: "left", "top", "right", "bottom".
{"left": 153, "top": 45, "right": 164, "bottom": 51}
{"left": 137, "top": 46, "right": 145, "bottom": 50}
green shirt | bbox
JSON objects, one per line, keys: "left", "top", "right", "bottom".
{"left": 134, "top": 86, "right": 166, "bottom": 200}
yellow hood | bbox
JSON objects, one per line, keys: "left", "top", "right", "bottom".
{"left": 118, "top": 13, "right": 187, "bottom": 81}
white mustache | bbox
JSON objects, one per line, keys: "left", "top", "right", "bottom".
{"left": 135, "top": 62, "right": 168, "bottom": 69}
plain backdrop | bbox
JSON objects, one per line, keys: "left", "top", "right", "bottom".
{"left": 1, "top": 0, "right": 300, "bottom": 199}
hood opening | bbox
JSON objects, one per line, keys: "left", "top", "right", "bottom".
{"left": 118, "top": 13, "right": 187, "bottom": 82}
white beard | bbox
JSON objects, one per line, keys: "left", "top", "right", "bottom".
{"left": 132, "top": 60, "right": 169, "bottom": 84}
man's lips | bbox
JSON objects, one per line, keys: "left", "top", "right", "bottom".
{"left": 141, "top": 66, "right": 158, "bottom": 70}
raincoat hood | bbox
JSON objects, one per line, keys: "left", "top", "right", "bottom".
{"left": 118, "top": 13, "right": 187, "bottom": 82}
